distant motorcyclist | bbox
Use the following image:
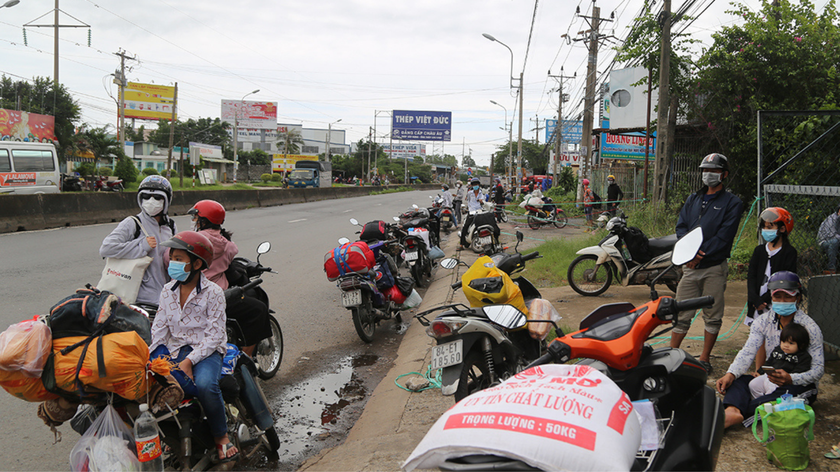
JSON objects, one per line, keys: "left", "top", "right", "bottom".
{"left": 491, "top": 177, "right": 506, "bottom": 206}
{"left": 452, "top": 181, "right": 465, "bottom": 226}
{"left": 460, "top": 178, "right": 493, "bottom": 249}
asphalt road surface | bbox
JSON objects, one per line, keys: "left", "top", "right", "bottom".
{"left": 0, "top": 188, "right": 437, "bottom": 470}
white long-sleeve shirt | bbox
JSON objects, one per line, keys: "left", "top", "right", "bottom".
{"left": 150, "top": 273, "right": 228, "bottom": 365}
{"left": 439, "top": 191, "right": 453, "bottom": 208}
{"left": 465, "top": 190, "right": 485, "bottom": 212}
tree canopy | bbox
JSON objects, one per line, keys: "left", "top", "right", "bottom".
{"left": 149, "top": 117, "right": 231, "bottom": 157}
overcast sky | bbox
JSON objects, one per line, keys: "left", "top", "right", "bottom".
{"left": 0, "top": 0, "right": 829, "bottom": 165}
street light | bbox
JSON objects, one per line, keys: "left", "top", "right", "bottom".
{"left": 326, "top": 119, "right": 342, "bottom": 162}
{"left": 1, "top": 0, "right": 21, "bottom": 8}
{"left": 232, "top": 88, "right": 259, "bottom": 183}
{"left": 484, "top": 32, "right": 523, "bottom": 188}
{"left": 490, "top": 100, "right": 512, "bottom": 185}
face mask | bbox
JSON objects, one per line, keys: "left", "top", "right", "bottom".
{"left": 608, "top": 180, "right": 614, "bottom": 184}
{"left": 142, "top": 198, "right": 165, "bottom": 216}
{"left": 772, "top": 301, "right": 797, "bottom": 316}
{"left": 762, "top": 229, "right": 778, "bottom": 243}
{"left": 168, "top": 261, "right": 190, "bottom": 282}
{"left": 473, "top": 186, "right": 479, "bottom": 191}
{"left": 702, "top": 172, "right": 722, "bottom": 187}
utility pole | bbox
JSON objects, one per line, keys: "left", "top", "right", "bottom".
{"left": 517, "top": 72, "right": 524, "bottom": 186}
{"left": 166, "top": 83, "right": 178, "bottom": 179}
{"left": 24, "top": 2, "right": 90, "bottom": 87}
{"left": 113, "top": 49, "right": 136, "bottom": 152}
{"left": 549, "top": 68, "right": 575, "bottom": 187}
{"left": 530, "top": 114, "right": 541, "bottom": 146}
{"left": 653, "top": 0, "right": 672, "bottom": 204}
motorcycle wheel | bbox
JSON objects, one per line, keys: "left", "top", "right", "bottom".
{"left": 256, "top": 316, "right": 284, "bottom": 380}
{"left": 116, "top": 183, "right": 124, "bottom": 192}
{"left": 567, "top": 254, "right": 613, "bottom": 296}
{"left": 553, "top": 211, "right": 568, "bottom": 229}
{"left": 527, "top": 212, "right": 541, "bottom": 230}
{"left": 352, "top": 306, "right": 376, "bottom": 343}
{"left": 469, "top": 234, "right": 484, "bottom": 253}
{"left": 454, "top": 350, "right": 493, "bottom": 402}
{"left": 499, "top": 209, "right": 508, "bottom": 223}
{"left": 264, "top": 427, "right": 281, "bottom": 459}
{"left": 411, "top": 257, "right": 429, "bottom": 288}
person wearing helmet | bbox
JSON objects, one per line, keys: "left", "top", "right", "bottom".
{"left": 438, "top": 183, "right": 453, "bottom": 210}
{"left": 188, "top": 200, "right": 271, "bottom": 357}
{"left": 582, "top": 178, "right": 595, "bottom": 228}
{"left": 670, "top": 153, "right": 744, "bottom": 373}
{"left": 452, "top": 181, "right": 466, "bottom": 226}
{"left": 460, "top": 178, "right": 488, "bottom": 248}
{"left": 817, "top": 203, "right": 840, "bottom": 274}
{"left": 99, "top": 175, "right": 177, "bottom": 305}
{"left": 716, "top": 271, "right": 824, "bottom": 429}
{"left": 150, "top": 231, "right": 239, "bottom": 461}
{"left": 606, "top": 175, "right": 624, "bottom": 216}
{"left": 746, "top": 207, "right": 798, "bottom": 326}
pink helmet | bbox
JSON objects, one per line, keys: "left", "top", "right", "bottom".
{"left": 582, "top": 179, "right": 590, "bottom": 186}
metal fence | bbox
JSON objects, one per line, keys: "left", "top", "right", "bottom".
{"left": 758, "top": 111, "right": 840, "bottom": 349}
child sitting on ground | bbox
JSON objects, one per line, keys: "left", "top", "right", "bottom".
{"left": 749, "top": 322, "right": 811, "bottom": 399}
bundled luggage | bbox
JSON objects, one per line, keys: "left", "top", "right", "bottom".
{"left": 49, "top": 288, "right": 152, "bottom": 345}
{"left": 324, "top": 241, "right": 376, "bottom": 281}
{"left": 360, "top": 220, "right": 388, "bottom": 242}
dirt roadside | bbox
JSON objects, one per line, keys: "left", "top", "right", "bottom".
{"left": 299, "top": 220, "right": 840, "bottom": 472}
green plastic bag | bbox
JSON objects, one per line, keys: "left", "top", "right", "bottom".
{"left": 752, "top": 400, "right": 815, "bottom": 470}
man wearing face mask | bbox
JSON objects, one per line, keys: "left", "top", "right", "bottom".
{"left": 460, "top": 177, "right": 488, "bottom": 249}
{"left": 670, "top": 153, "right": 744, "bottom": 374}
{"left": 100, "top": 175, "right": 177, "bottom": 306}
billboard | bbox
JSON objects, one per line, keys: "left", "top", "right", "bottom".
{"left": 123, "top": 82, "right": 177, "bottom": 121}
{"left": 549, "top": 150, "right": 582, "bottom": 167}
{"left": 391, "top": 110, "right": 451, "bottom": 141}
{"left": 272, "top": 154, "right": 312, "bottom": 172}
{"left": 600, "top": 131, "right": 656, "bottom": 161}
{"left": 381, "top": 143, "right": 427, "bottom": 159}
{"left": 222, "top": 100, "right": 278, "bottom": 130}
{"left": 189, "top": 142, "right": 223, "bottom": 165}
{"left": 545, "top": 120, "right": 583, "bottom": 145}
{"left": 608, "top": 67, "right": 657, "bottom": 129}
{"left": 0, "top": 109, "right": 56, "bottom": 143}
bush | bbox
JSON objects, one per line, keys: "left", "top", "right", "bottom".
{"left": 114, "top": 155, "right": 139, "bottom": 184}
{"left": 260, "top": 173, "right": 272, "bottom": 183}
{"left": 75, "top": 162, "right": 96, "bottom": 177}
{"left": 142, "top": 167, "right": 159, "bottom": 176}
{"left": 97, "top": 167, "right": 112, "bottom": 177}
{"left": 271, "top": 173, "right": 282, "bottom": 182}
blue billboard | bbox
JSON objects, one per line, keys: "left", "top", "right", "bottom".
{"left": 545, "top": 119, "right": 582, "bottom": 144}
{"left": 392, "top": 110, "right": 452, "bottom": 141}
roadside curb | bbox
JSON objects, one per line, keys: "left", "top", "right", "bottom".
{"left": 299, "top": 227, "right": 463, "bottom": 471}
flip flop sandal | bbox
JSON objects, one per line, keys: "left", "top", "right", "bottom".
{"left": 825, "top": 446, "right": 840, "bottom": 459}
{"left": 216, "top": 442, "right": 239, "bottom": 464}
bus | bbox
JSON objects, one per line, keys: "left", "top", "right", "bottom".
{"left": 288, "top": 160, "right": 332, "bottom": 188}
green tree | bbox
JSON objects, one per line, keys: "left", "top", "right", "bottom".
{"left": 149, "top": 117, "right": 231, "bottom": 158}
{"left": 0, "top": 76, "right": 81, "bottom": 162}
{"left": 276, "top": 127, "right": 305, "bottom": 154}
{"left": 114, "top": 154, "right": 140, "bottom": 183}
{"left": 693, "top": 0, "right": 840, "bottom": 197}
{"left": 461, "top": 154, "right": 476, "bottom": 168}
{"left": 70, "top": 126, "right": 126, "bottom": 176}
{"left": 125, "top": 125, "right": 147, "bottom": 143}
{"left": 238, "top": 148, "right": 271, "bottom": 165}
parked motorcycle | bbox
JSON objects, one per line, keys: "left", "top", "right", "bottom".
{"left": 521, "top": 192, "right": 567, "bottom": 229}
{"left": 94, "top": 175, "right": 124, "bottom": 192}
{"left": 567, "top": 213, "right": 681, "bottom": 296}
{"left": 420, "top": 227, "right": 724, "bottom": 471}
{"left": 415, "top": 232, "right": 547, "bottom": 402}
{"left": 461, "top": 206, "right": 501, "bottom": 254}
{"left": 431, "top": 195, "right": 456, "bottom": 233}
{"left": 60, "top": 173, "right": 82, "bottom": 192}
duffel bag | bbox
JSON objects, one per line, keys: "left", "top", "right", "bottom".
{"left": 324, "top": 241, "right": 376, "bottom": 281}
{"left": 361, "top": 220, "right": 388, "bottom": 242}
{"left": 373, "top": 256, "right": 396, "bottom": 290}
{"left": 48, "top": 288, "right": 152, "bottom": 345}
{"left": 0, "top": 369, "right": 58, "bottom": 402}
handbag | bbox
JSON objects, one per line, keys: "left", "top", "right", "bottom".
{"left": 96, "top": 216, "right": 153, "bottom": 304}
{"left": 752, "top": 396, "right": 815, "bottom": 470}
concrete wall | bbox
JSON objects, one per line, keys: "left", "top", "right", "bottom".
{"left": 0, "top": 184, "right": 438, "bottom": 233}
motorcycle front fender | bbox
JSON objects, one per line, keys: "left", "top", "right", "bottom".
{"left": 574, "top": 246, "right": 611, "bottom": 265}
{"left": 649, "top": 385, "right": 723, "bottom": 472}
{"left": 236, "top": 359, "right": 275, "bottom": 431}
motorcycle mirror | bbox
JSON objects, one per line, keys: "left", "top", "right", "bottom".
{"left": 516, "top": 231, "right": 524, "bottom": 242}
{"left": 392, "top": 216, "right": 400, "bottom": 222}
{"left": 440, "top": 258, "right": 459, "bottom": 270}
{"left": 337, "top": 237, "right": 351, "bottom": 245}
{"left": 672, "top": 227, "right": 704, "bottom": 266}
{"left": 257, "top": 241, "right": 271, "bottom": 254}
{"left": 483, "top": 305, "right": 527, "bottom": 330}
{"left": 349, "top": 218, "right": 360, "bottom": 226}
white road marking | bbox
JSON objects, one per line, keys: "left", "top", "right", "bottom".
{"left": 343, "top": 209, "right": 353, "bottom": 213}
{"left": 288, "top": 218, "right": 308, "bottom": 223}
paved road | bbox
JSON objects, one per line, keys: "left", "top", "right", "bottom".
{"left": 0, "top": 189, "right": 437, "bottom": 470}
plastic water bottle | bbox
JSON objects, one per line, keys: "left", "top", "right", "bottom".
{"left": 134, "top": 403, "right": 163, "bottom": 471}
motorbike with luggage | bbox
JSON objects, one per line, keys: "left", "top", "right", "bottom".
{"left": 431, "top": 195, "right": 456, "bottom": 233}
{"left": 406, "top": 227, "right": 724, "bottom": 471}
{"left": 521, "top": 191, "right": 568, "bottom": 229}
{"left": 461, "top": 205, "right": 502, "bottom": 255}
{"left": 325, "top": 236, "right": 421, "bottom": 343}
{"left": 415, "top": 232, "right": 554, "bottom": 402}
{"left": 567, "top": 213, "right": 682, "bottom": 296}
{"left": 392, "top": 208, "right": 444, "bottom": 287}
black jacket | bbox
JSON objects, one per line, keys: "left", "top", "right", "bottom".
{"left": 767, "top": 345, "right": 811, "bottom": 374}
{"left": 607, "top": 183, "right": 623, "bottom": 203}
{"left": 676, "top": 186, "right": 744, "bottom": 269}
{"left": 747, "top": 243, "right": 798, "bottom": 315}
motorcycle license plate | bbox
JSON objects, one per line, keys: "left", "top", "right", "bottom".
{"left": 479, "top": 236, "right": 492, "bottom": 246}
{"left": 405, "top": 251, "right": 419, "bottom": 262}
{"left": 431, "top": 339, "right": 463, "bottom": 370}
{"left": 442, "top": 216, "right": 450, "bottom": 222}
{"left": 341, "top": 290, "right": 362, "bottom": 307}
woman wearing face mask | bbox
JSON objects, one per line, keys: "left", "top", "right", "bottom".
{"left": 99, "top": 175, "right": 177, "bottom": 306}
{"left": 715, "top": 271, "right": 824, "bottom": 429}
{"left": 746, "top": 207, "right": 798, "bottom": 327}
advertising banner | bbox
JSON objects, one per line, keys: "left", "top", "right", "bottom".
{"left": 0, "top": 109, "right": 56, "bottom": 142}
{"left": 549, "top": 150, "right": 582, "bottom": 167}
{"left": 381, "top": 143, "right": 427, "bottom": 159}
{"left": 600, "top": 131, "right": 656, "bottom": 161}
{"left": 545, "top": 120, "right": 582, "bottom": 145}
{"left": 222, "top": 100, "right": 278, "bottom": 130}
{"left": 123, "top": 82, "right": 177, "bottom": 121}
{"left": 608, "top": 67, "right": 656, "bottom": 129}
{"left": 272, "top": 154, "right": 311, "bottom": 172}
{"left": 392, "top": 110, "right": 451, "bottom": 141}
{"left": 0, "top": 173, "right": 36, "bottom": 186}
{"left": 189, "top": 142, "right": 223, "bottom": 165}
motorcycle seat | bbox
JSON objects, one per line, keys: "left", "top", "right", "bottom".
{"left": 648, "top": 234, "right": 677, "bottom": 253}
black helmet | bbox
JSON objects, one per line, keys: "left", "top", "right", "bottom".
{"left": 767, "top": 271, "right": 801, "bottom": 295}
{"left": 470, "top": 177, "right": 480, "bottom": 186}
{"left": 139, "top": 175, "right": 173, "bottom": 200}
{"left": 699, "top": 153, "right": 729, "bottom": 172}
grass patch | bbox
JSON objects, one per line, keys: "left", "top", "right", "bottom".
{"left": 522, "top": 232, "right": 604, "bottom": 287}
{"left": 370, "top": 186, "right": 413, "bottom": 195}
{"left": 123, "top": 180, "right": 255, "bottom": 192}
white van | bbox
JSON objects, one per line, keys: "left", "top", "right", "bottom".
{"left": 0, "top": 142, "right": 61, "bottom": 194}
